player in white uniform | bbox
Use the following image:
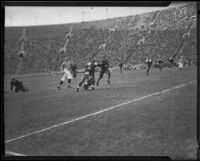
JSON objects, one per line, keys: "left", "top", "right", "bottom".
{"left": 57, "top": 57, "right": 73, "bottom": 89}
{"left": 178, "top": 56, "right": 184, "bottom": 71}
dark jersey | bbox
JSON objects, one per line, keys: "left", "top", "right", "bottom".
{"left": 119, "top": 62, "right": 123, "bottom": 67}
{"left": 99, "top": 59, "right": 109, "bottom": 70}
{"left": 70, "top": 64, "right": 77, "bottom": 72}
{"left": 145, "top": 59, "right": 152, "bottom": 67}
{"left": 10, "top": 79, "right": 27, "bottom": 92}
{"left": 158, "top": 59, "right": 164, "bottom": 64}
{"left": 169, "top": 57, "right": 174, "bottom": 64}
{"left": 85, "top": 62, "right": 98, "bottom": 76}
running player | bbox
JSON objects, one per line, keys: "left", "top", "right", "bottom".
{"left": 145, "top": 58, "right": 152, "bottom": 76}
{"left": 77, "top": 59, "right": 98, "bottom": 92}
{"left": 10, "top": 78, "right": 28, "bottom": 92}
{"left": 96, "top": 55, "right": 111, "bottom": 86}
{"left": 57, "top": 57, "right": 73, "bottom": 89}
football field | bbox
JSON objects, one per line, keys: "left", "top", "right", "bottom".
{"left": 4, "top": 66, "right": 197, "bottom": 159}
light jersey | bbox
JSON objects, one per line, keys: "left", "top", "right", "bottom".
{"left": 179, "top": 58, "right": 184, "bottom": 63}
{"left": 61, "top": 61, "right": 72, "bottom": 71}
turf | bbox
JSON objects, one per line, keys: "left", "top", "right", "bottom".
{"left": 4, "top": 66, "right": 197, "bottom": 159}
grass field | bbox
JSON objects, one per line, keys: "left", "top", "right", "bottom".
{"left": 4, "top": 66, "right": 197, "bottom": 159}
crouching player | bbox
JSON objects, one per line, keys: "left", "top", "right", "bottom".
{"left": 145, "top": 58, "right": 152, "bottom": 76}
{"left": 57, "top": 57, "right": 73, "bottom": 89}
{"left": 10, "top": 78, "right": 28, "bottom": 93}
{"left": 77, "top": 59, "right": 98, "bottom": 92}
{"left": 96, "top": 56, "right": 111, "bottom": 86}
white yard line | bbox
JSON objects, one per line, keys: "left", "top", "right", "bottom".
{"left": 5, "top": 80, "right": 196, "bottom": 144}
{"left": 5, "top": 151, "right": 26, "bottom": 156}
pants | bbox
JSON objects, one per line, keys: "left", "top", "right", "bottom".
{"left": 61, "top": 68, "right": 73, "bottom": 81}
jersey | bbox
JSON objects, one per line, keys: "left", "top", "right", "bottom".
{"left": 85, "top": 62, "right": 98, "bottom": 77}
{"left": 168, "top": 57, "right": 174, "bottom": 64}
{"left": 119, "top": 62, "right": 124, "bottom": 67}
{"left": 70, "top": 63, "right": 77, "bottom": 73}
{"left": 145, "top": 59, "right": 152, "bottom": 67}
{"left": 158, "top": 59, "right": 164, "bottom": 64}
{"left": 61, "top": 61, "right": 71, "bottom": 71}
{"left": 99, "top": 59, "right": 109, "bottom": 70}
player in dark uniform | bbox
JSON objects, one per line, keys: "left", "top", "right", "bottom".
{"left": 96, "top": 56, "right": 111, "bottom": 86}
{"left": 168, "top": 56, "right": 174, "bottom": 69}
{"left": 119, "top": 61, "right": 124, "bottom": 73}
{"left": 157, "top": 58, "right": 164, "bottom": 71}
{"left": 77, "top": 59, "right": 98, "bottom": 91}
{"left": 10, "top": 78, "right": 28, "bottom": 92}
{"left": 70, "top": 62, "right": 78, "bottom": 80}
{"left": 145, "top": 58, "right": 152, "bottom": 76}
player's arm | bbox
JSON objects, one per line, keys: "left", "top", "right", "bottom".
{"left": 60, "top": 62, "right": 65, "bottom": 72}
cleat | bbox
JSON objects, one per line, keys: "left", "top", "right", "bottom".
{"left": 107, "top": 80, "right": 111, "bottom": 85}
{"left": 96, "top": 82, "right": 99, "bottom": 86}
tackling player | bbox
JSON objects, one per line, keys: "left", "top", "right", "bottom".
{"left": 77, "top": 59, "right": 98, "bottom": 92}
{"left": 96, "top": 55, "right": 111, "bottom": 86}
{"left": 57, "top": 57, "right": 73, "bottom": 89}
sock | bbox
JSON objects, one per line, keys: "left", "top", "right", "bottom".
{"left": 59, "top": 81, "right": 63, "bottom": 86}
{"left": 68, "top": 79, "right": 71, "bottom": 84}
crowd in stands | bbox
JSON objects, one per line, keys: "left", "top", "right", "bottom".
{"left": 4, "top": 3, "right": 197, "bottom": 74}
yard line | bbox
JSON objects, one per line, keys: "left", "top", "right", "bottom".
{"left": 5, "top": 151, "right": 26, "bottom": 156}
{"left": 5, "top": 80, "right": 196, "bottom": 144}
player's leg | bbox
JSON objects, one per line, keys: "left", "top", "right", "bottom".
{"left": 66, "top": 70, "right": 73, "bottom": 88}
{"left": 57, "top": 73, "right": 66, "bottom": 90}
{"left": 90, "top": 75, "right": 95, "bottom": 90}
{"left": 15, "top": 86, "right": 19, "bottom": 93}
{"left": 159, "top": 64, "right": 162, "bottom": 71}
{"left": 77, "top": 74, "right": 88, "bottom": 91}
{"left": 96, "top": 69, "right": 104, "bottom": 86}
{"left": 146, "top": 66, "right": 150, "bottom": 76}
{"left": 106, "top": 69, "right": 111, "bottom": 85}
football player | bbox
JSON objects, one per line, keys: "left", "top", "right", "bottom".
{"left": 157, "top": 58, "right": 164, "bottom": 71}
{"left": 96, "top": 55, "right": 111, "bottom": 86}
{"left": 145, "top": 58, "right": 152, "bottom": 76}
{"left": 57, "top": 57, "right": 73, "bottom": 89}
{"left": 77, "top": 59, "right": 98, "bottom": 92}
{"left": 168, "top": 56, "right": 174, "bottom": 69}
{"left": 178, "top": 56, "right": 184, "bottom": 71}
{"left": 70, "top": 61, "right": 78, "bottom": 80}
{"left": 10, "top": 78, "right": 28, "bottom": 93}
{"left": 119, "top": 61, "right": 124, "bottom": 73}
